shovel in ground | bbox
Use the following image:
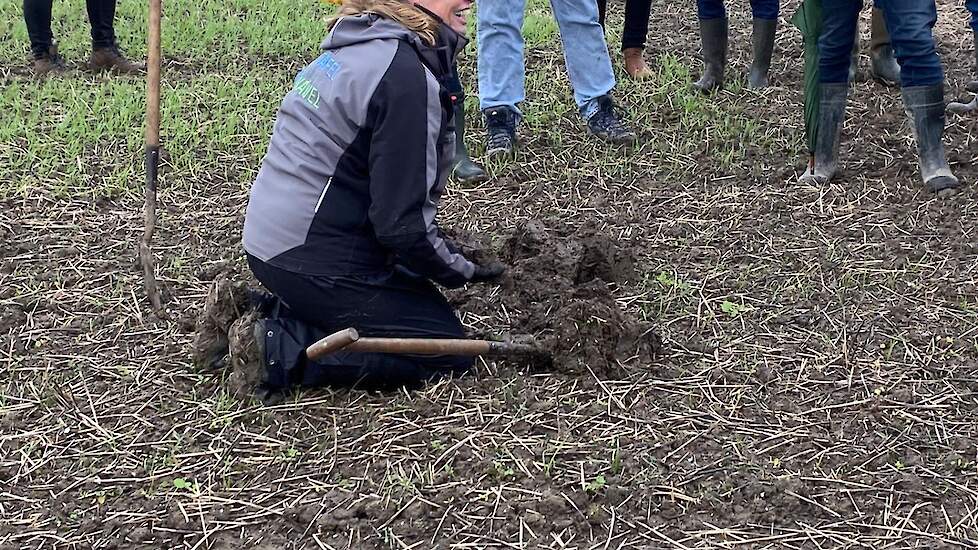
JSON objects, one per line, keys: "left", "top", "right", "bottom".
{"left": 305, "top": 328, "right": 550, "bottom": 363}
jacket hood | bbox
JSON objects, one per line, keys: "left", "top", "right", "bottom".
{"left": 322, "top": 9, "right": 467, "bottom": 74}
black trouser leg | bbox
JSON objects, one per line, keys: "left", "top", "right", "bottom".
{"left": 86, "top": 0, "right": 116, "bottom": 50}
{"left": 621, "top": 0, "right": 652, "bottom": 50}
{"left": 248, "top": 256, "right": 473, "bottom": 391}
{"left": 23, "top": 0, "right": 54, "bottom": 58}
{"left": 597, "top": 0, "right": 607, "bottom": 28}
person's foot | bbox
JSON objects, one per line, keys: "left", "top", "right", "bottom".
{"left": 228, "top": 311, "right": 286, "bottom": 405}
{"left": 451, "top": 97, "right": 488, "bottom": 183}
{"left": 88, "top": 46, "right": 145, "bottom": 74}
{"left": 587, "top": 96, "right": 636, "bottom": 145}
{"left": 693, "top": 18, "right": 727, "bottom": 93}
{"left": 622, "top": 47, "right": 652, "bottom": 80}
{"left": 33, "top": 43, "right": 66, "bottom": 76}
{"left": 870, "top": 45, "right": 900, "bottom": 87}
{"left": 484, "top": 107, "right": 517, "bottom": 157}
{"left": 902, "top": 84, "right": 961, "bottom": 195}
{"left": 192, "top": 274, "right": 251, "bottom": 370}
{"left": 747, "top": 18, "right": 777, "bottom": 89}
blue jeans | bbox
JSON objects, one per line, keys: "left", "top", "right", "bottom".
{"left": 696, "top": 0, "right": 779, "bottom": 20}
{"left": 477, "top": 0, "right": 616, "bottom": 119}
{"left": 820, "top": 0, "right": 943, "bottom": 87}
{"left": 968, "top": 0, "right": 978, "bottom": 32}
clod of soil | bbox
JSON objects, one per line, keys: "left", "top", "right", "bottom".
{"left": 450, "top": 221, "right": 661, "bottom": 375}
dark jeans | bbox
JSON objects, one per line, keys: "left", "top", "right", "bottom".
{"left": 696, "top": 0, "right": 779, "bottom": 20}
{"left": 248, "top": 255, "right": 472, "bottom": 391}
{"left": 820, "top": 0, "right": 943, "bottom": 87}
{"left": 968, "top": 0, "right": 978, "bottom": 33}
{"left": 23, "top": 0, "right": 117, "bottom": 58}
{"left": 596, "top": 0, "right": 652, "bottom": 49}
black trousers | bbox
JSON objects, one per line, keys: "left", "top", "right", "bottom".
{"left": 597, "top": 0, "right": 653, "bottom": 50}
{"left": 248, "top": 255, "right": 472, "bottom": 391}
{"left": 23, "top": 0, "right": 117, "bottom": 58}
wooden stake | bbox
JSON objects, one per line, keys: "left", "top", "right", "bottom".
{"left": 140, "top": 0, "right": 163, "bottom": 312}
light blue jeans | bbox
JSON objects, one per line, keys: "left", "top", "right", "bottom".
{"left": 476, "top": 0, "right": 616, "bottom": 120}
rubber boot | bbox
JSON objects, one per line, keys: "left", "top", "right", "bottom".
{"left": 968, "top": 30, "right": 978, "bottom": 94}
{"left": 450, "top": 95, "right": 488, "bottom": 184}
{"left": 623, "top": 47, "right": 652, "bottom": 80}
{"left": 693, "top": 18, "right": 727, "bottom": 93}
{"left": 848, "top": 37, "right": 859, "bottom": 83}
{"left": 799, "top": 83, "right": 848, "bottom": 185}
{"left": 748, "top": 18, "right": 777, "bottom": 88}
{"left": 869, "top": 8, "right": 900, "bottom": 87}
{"left": 902, "top": 85, "right": 959, "bottom": 194}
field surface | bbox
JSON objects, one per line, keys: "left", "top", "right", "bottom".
{"left": 3, "top": 0, "right": 978, "bottom": 548}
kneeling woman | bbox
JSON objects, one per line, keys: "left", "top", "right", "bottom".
{"left": 233, "top": 0, "right": 502, "bottom": 402}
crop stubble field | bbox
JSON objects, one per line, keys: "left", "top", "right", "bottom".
{"left": 2, "top": 0, "right": 978, "bottom": 548}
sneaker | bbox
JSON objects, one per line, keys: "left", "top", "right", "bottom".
{"left": 587, "top": 96, "right": 636, "bottom": 145}
{"left": 484, "top": 107, "right": 517, "bottom": 157}
{"left": 88, "top": 46, "right": 145, "bottom": 74}
{"left": 33, "top": 43, "right": 66, "bottom": 76}
{"left": 227, "top": 311, "right": 285, "bottom": 405}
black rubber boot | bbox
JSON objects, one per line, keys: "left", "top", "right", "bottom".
{"left": 748, "top": 18, "right": 777, "bottom": 88}
{"left": 968, "top": 30, "right": 978, "bottom": 94}
{"left": 451, "top": 95, "right": 488, "bottom": 184}
{"left": 902, "top": 85, "right": 959, "bottom": 195}
{"left": 693, "top": 18, "right": 727, "bottom": 93}
{"left": 869, "top": 8, "right": 900, "bottom": 87}
{"left": 799, "top": 83, "right": 848, "bottom": 185}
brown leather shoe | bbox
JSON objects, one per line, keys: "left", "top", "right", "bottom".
{"left": 623, "top": 47, "right": 652, "bottom": 80}
{"left": 33, "top": 43, "right": 67, "bottom": 76}
{"left": 88, "top": 47, "right": 145, "bottom": 74}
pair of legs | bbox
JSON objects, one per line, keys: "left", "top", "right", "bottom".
{"left": 239, "top": 256, "right": 472, "bottom": 399}
{"left": 802, "top": 0, "right": 958, "bottom": 194}
{"left": 693, "top": 0, "right": 779, "bottom": 91}
{"left": 23, "top": 0, "right": 141, "bottom": 74}
{"left": 23, "top": 0, "right": 115, "bottom": 57}
{"left": 477, "top": 0, "right": 616, "bottom": 118}
{"left": 596, "top": 0, "right": 653, "bottom": 79}
{"left": 477, "top": 0, "right": 636, "bottom": 153}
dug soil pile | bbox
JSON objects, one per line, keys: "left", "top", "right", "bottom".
{"left": 448, "top": 221, "right": 661, "bottom": 376}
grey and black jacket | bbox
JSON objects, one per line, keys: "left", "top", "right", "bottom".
{"left": 243, "top": 12, "right": 476, "bottom": 288}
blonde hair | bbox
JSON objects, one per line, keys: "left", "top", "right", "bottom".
{"left": 327, "top": 0, "right": 440, "bottom": 46}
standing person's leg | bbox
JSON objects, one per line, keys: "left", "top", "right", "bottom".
{"left": 967, "top": 0, "right": 978, "bottom": 92}
{"left": 869, "top": 4, "right": 900, "bottom": 85}
{"left": 799, "top": 0, "right": 860, "bottom": 184}
{"left": 621, "top": 0, "right": 653, "bottom": 79}
{"left": 597, "top": 0, "right": 607, "bottom": 28}
{"left": 693, "top": 0, "right": 728, "bottom": 93}
{"left": 23, "top": 0, "right": 64, "bottom": 74}
{"left": 232, "top": 257, "right": 474, "bottom": 402}
{"left": 446, "top": 64, "right": 488, "bottom": 184}
{"left": 881, "top": 0, "right": 958, "bottom": 193}
{"left": 477, "top": 0, "right": 525, "bottom": 157}
{"left": 86, "top": 0, "right": 143, "bottom": 73}
{"left": 550, "top": 0, "right": 635, "bottom": 143}
{"left": 747, "top": 0, "right": 778, "bottom": 88}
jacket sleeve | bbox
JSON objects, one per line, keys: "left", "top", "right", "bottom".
{"left": 366, "top": 42, "right": 475, "bottom": 289}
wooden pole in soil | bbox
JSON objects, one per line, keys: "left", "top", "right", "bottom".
{"left": 141, "top": 0, "right": 163, "bottom": 312}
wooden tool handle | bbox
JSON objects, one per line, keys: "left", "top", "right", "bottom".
{"left": 304, "top": 328, "right": 545, "bottom": 361}
{"left": 305, "top": 328, "right": 359, "bottom": 361}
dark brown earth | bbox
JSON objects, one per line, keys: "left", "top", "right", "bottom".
{"left": 3, "top": 0, "right": 978, "bottom": 548}
{"left": 448, "top": 222, "right": 661, "bottom": 375}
